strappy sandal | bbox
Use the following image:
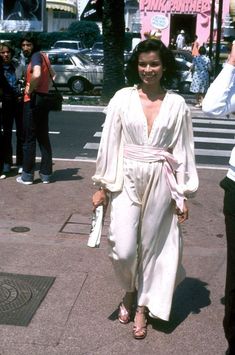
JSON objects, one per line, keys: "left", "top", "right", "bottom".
{"left": 133, "top": 306, "right": 147, "bottom": 339}
{"left": 118, "top": 303, "right": 131, "bottom": 324}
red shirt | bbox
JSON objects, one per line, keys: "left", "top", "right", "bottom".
{"left": 24, "top": 52, "right": 52, "bottom": 102}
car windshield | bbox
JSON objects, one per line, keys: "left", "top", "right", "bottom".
{"left": 74, "top": 53, "right": 93, "bottom": 66}
{"left": 54, "top": 42, "right": 78, "bottom": 50}
{"left": 92, "top": 43, "right": 103, "bottom": 51}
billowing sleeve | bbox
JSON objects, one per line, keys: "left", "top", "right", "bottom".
{"left": 202, "top": 63, "right": 235, "bottom": 116}
{"left": 92, "top": 92, "right": 124, "bottom": 192}
{"left": 173, "top": 102, "right": 199, "bottom": 197}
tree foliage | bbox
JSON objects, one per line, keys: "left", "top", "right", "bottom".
{"left": 101, "top": 0, "right": 126, "bottom": 104}
{"left": 0, "top": 21, "right": 101, "bottom": 50}
{"left": 68, "top": 20, "right": 101, "bottom": 48}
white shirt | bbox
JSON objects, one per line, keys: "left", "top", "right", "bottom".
{"left": 176, "top": 34, "right": 185, "bottom": 49}
{"left": 202, "top": 63, "right": 235, "bottom": 181}
{"left": 93, "top": 87, "right": 198, "bottom": 196}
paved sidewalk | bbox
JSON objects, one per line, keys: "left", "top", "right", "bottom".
{"left": 0, "top": 161, "right": 228, "bottom": 354}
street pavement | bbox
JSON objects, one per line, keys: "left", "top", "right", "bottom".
{"left": 0, "top": 101, "right": 230, "bottom": 354}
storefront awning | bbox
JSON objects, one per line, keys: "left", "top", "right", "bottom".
{"left": 46, "top": 1, "right": 77, "bottom": 14}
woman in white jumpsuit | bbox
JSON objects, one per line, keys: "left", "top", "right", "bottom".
{"left": 92, "top": 39, "right": 199, "bottom": 339}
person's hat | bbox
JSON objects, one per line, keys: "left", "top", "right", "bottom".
{"left": 180, "top": 30, "right": 185, "bottom": 34}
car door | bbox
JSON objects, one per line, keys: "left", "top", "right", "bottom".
{"left": 72, "top": 54, "right": 103, "bottom": 85}
{"left": 48, "top": 53, "right": 78, "bottom": 85}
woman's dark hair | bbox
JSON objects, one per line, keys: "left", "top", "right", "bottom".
{"left": 125, "top": 39, "right": 177, "bottom": 87}
{"left": 20, "top": 32, "right": 41, "bottom": 53}
{"left": 199, "top": 46, "right": 206, "bottom": 55}
{"left": 0, "top": 41, "right": 15, "bottom": 57}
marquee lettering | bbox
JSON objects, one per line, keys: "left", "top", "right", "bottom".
{"left": 140, "top": 0, "right": 211, "bottom": 13}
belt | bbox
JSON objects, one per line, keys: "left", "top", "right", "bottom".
{"left": 123, "top": 143, "right": 185, "bottom": 211}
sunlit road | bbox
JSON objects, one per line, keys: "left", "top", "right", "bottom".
{"left": 12, "top": 107, "right": 234, "bottom": 168}
{"left": 48, "top": 110, "right": 105, "bottom": 161}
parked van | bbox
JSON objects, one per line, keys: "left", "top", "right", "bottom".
{"left": 51, "top": 40, "right": 85, "bottom": 51}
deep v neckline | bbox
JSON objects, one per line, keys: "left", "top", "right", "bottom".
{"left": 137, "top": 89, "right": 168, "bottom": 140}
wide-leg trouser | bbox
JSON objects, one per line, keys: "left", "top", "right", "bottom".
{"left": 108, "top": 162, "right": 184, "bottom": 321}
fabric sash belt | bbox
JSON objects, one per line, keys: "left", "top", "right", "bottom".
{"left": 123, "top": 143, "right": 185, "bottom": 211}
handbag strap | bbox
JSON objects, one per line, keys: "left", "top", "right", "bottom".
{"left": 41, "top": 52, "right": 59, "bottom": 92}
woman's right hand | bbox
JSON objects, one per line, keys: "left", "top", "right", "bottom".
{"left": 92, "top": 189, "right": 109, "bottom": 212}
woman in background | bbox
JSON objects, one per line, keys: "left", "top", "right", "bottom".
{"left": 190, "top": 46, "right": 212, "bottom": 107}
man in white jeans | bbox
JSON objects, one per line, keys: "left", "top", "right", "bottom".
{"left": 202, "top": 41, "right": 235, "bottom": 355}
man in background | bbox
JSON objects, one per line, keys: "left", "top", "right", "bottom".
{"left": 0, "top": 41, "right": 24, "bottom": 174}
{"left": 16, "top": 32, "right": 55, "bottom": 185}
{"left": 176, "top": 29, "right": 186, "bottom": 50}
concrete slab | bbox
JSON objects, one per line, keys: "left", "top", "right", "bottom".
{"left": 0, "top": 161, "right": 230, "bottom": 354}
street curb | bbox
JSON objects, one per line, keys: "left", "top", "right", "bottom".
{"left": 62, "top": 104, "right": 105, "bottom": 112}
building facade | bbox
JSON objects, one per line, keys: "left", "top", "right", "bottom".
{"left": 46, "top": 0, "right": 77, "bottom": 32}
{"left": 46, "top": 0, "right": 140, "bottom": 33}
{"left": 139, "top": 0, "right": 231, "bottom": 47}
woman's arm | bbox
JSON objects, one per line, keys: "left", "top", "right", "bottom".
{"left": 202, "top": 43, "right": 235, "bottom": 116}
{"left": 91, "top": 90, "right": 124, "bottom": 209}
{"left": 92, "top": 90, "right": 123, "bottom": 192}
{"left": 174, "top": 103, "right": 199, "bottom": 198}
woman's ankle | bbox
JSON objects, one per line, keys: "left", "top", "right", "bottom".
{"left": 136, "top": 306, "right": 146, "bottom": 314}
{"left": 123, "top": 291, "right": 135, "bottom": 308}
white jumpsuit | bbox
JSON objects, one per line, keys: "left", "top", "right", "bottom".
{"left": 92, "top": 87, "right": 199, "bottom": 321}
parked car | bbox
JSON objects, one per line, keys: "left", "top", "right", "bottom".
{"left": 86, "top": 42, "right": 132, "bottom": 64}
{"left": 172, "top": 49, "right": 193, "bottom": 63}
{"left": 205, "top": 41, "right": 231, "bottom": 65}
{"left": 85, "top": 42, "right": 104, "bottom": 63}
{"left": 44, "top": 49, "right": 103, "bottom": 94}
{"left": 170, "top": 57, "right": 193, "bottom": 94}
{"left": 51, "top": 40, "right": 85, "bottom": 51}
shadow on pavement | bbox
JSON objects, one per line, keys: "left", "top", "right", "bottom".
{"left": 107, "top": 277, "right": 211, "bottom": 333}
{"left": 52, "top": 168, "right": 83, "bottom": 182}
{"left": 151, "top": 277, "right": 211, "bottom": 333}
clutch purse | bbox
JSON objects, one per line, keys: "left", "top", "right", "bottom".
{"left": 87, "top": 205, "right": 104, "bottom": 248}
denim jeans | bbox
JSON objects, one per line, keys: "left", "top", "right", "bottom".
{"left": 22, "top": 101, "right": 52, "bottom": 182}
{"left": 2, "top": 97, "right": 24, "bottom": 166}
{"left": 220, "top": 177, "right": 235, "bottom": 353}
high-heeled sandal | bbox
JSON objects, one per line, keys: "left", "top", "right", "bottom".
{"left": 118, "top": 303, "right": 131, "bottom": 324}
{"left": 133, "top": 306, "right": 147, "bottom": 339}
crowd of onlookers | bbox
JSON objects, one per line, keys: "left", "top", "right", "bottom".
{"left": 0, "top": 32, "right": 54, "bottom": 184}
{"left": 0, "top": 40, "right": 25, "bottom": 179}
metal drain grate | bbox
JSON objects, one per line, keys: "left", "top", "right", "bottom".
{"left": 0, "top": 272, "right": 55, "bottom": 326}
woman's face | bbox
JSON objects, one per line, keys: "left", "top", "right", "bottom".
{"left": 138, "top": 50, "right": 164, "bottom": 85}
{"left": 0, "top": 46, "right": 12, "bottom": 64}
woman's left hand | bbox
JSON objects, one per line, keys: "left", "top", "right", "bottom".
{"left": 176, "top": 200, "right": 188, "bottom": 224}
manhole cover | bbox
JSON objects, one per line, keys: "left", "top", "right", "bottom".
{"left": 0, "top": 278, "right": 33, "bottom": 311}
{"left": 11, "top": 226, "right": 30, "bottom": 233}
{"left": 0, "top": 273, "right": 55, "bottom": 326}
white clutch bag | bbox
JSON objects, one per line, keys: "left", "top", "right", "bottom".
{"left": 87, "top": 205, "right": 104, "bottom": 248}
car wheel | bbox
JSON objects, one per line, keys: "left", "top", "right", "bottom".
{"left": 179, "top": 81, "right": 191, "bottom": 94}
{"left": 70, "top": 78, "right": 85, "bottom": 94}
